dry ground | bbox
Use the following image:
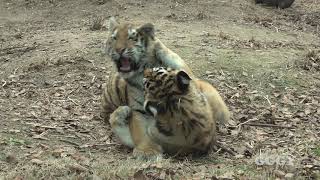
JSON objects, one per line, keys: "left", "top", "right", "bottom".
{"left": 0, "top": 0, "right": 319, "bottom": 179}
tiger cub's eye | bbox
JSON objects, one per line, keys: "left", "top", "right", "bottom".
{"left": 128, "top": 36, "right": 138, "bottom": 42}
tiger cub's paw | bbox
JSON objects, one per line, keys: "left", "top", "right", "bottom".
{"left": 109, "top": 106, "right": 132, "bottom": 126}
{"left": 132, "top": 147, "right": 163, "bottom": 161}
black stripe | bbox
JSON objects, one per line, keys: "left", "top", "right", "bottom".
{"left": 193, "top": 135, "right": 201, "bottom": 145}
{"left": 189, "top": 111, "right": 206, "bottom": 121}
{"left": 106, "top": 76, "right": 117, "bottom": 108}
{"left": 180, "top": 97, "right": 193, "bottom": 104}
{"left": 115, "top": 75, "right": 122, "bottom": 104}
{"left": 168, "top": 104, "right": 174, "bottom": 116}
{"left": 124, "top": 83, "right": 129, "bottom": 104}
{"left": 182, "top": 121, "right": 190, "bottom": 137}
{"left": 160, "top": 73, "right": 168, "bottom": 79}
{"left": 144, "top": 37, "right": 148, "bottom": 48}
{"left": 133, "top": 109, "right": 147, "bottom": 115}
{"left": 163, "top": 83, "right": 174, "bottom": 92}
{"left": 156, "top": 71, "right": 164, "bottom": 76}
{"left": 190, "top": 119, "right": 205, "bottom": 129}
{"left": 180, "top": 107, "right": 190, "bottom": 117}
{"left": 189, "top": 118, "right": 196, "bottom": 129}
{"left": 156, "top": 121, "right": 173, "bottom": 136}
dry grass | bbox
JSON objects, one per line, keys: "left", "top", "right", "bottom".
{"left": 0, "top": 0, "right": 320, "bottom": 179}
{"left": 295, "top": 49, "right": 320, "bottom": 71}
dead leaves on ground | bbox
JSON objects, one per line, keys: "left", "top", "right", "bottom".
{"left": 296, "top": 49, "right": 320, "bottom": 72}
{"left": 204, "top": 68, "right": 320, "bottom": 177}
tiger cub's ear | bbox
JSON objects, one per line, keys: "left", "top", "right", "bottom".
{"left": 138, "top": 23, "right": 155, "bottom": 39}
{"left": 176, "top": 70, "right": 191, "bottom": 92}
{"left": 108, "top": 16, "right": 119, "bottom": 32}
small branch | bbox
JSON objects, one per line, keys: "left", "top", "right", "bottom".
{"left": 236, "top": 118, "right": 258, "bottom": 127}
{"left": 264, "top": 95, "right": 272, "bottom": 106}
{"left": 36, "top": 125, "right": 61, "bottom": 130}
{"left": 2, "top": 80, "right": 7, "bottom": 87}
{"left": 224, "top": 83, "right": 237, "bottom": 90}
{"left": 68, "top": 97, "right": 79, "bottom": 106}
{"left": 216, "top": 142, "right": 236, "bottom": 156}
{"left": 59, "top": 139, "right": 80, "bottom": 147}
{"left": 66, "top": 85, "right": 80, "bottom": 96}
{"left": 91, "top": 75, "right": 96, "bottom": 85}
{"left": 243, "top": 123, "right": 294, "bottom": 129}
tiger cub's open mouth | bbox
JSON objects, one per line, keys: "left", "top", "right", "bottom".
{"left": 117, "top": 57, "right": 139, "bottom": 73}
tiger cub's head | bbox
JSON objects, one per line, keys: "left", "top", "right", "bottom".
{"left": 105, "top": 17, "right": 155, "bottom": 79}
{"left": 143, "top": 67, "right": 192, "bottom": 117}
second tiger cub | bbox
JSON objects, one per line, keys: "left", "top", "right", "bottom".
{"left": 143, "top": 67, "right": 230, "bottom": 155}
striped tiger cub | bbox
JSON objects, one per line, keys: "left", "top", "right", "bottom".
{"left": 143, "top": 67, "right": 230, "bottom": 155}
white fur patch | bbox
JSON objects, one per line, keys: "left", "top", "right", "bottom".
{"left": 111, "top": 29, "right": 117, "bottom": 39}
{"left": 128, "top": 28, "right": 137, "bottom": 38}
{"left": 143, "top": 101, "right": 158, "bottom": 117}
{"left": 113, "top": 126, "right": 134, "bottom": 148}
{"left": 148, "top": 106, "right": 158, "bottom": 117}
{"left": 152, "top": 67, "right": 167, "bottom": 73}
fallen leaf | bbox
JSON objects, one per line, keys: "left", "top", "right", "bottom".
{"left": 133, "top": 170, "right": 148, "bottom": 180}
{"left": 92, "top": 174, "right": 102, "bottom": 180}
{"left": 13, "top": 176, "right": 24, "bottom": 180}
{"left": 68, "top": 164, "right": 88, "bottom": 173}
{"left": 31, "top": 158, "right": 44, "bottom": 165}
{"left": 274, "top": 170, "right": 285, "bottom": 178}
{"left": 29, "top": 150, "right": 43, "bottom": 159}
{"left": 285, "top": 173, "right": 294, "bottom": 178}
{"left": 32, "top": 134, "right": 49, "bottom": 141}
{"left": 218, "top": 171, "right": 234, "bottom": 179}
{"left": 8, "top": 129, "right": 21, "bottom": 133}
{"left": 52, "top": 148, "right": 64, "bottom": 158}
{"left": 242, "top": 71, "right": 248, "bottom": 77}
{"left": 269, "top": 83, "right": 276, "bottom": 89}
{"left": 231, "top": 129, "right": 239, "bottom": 136}
{"left": 5, "top": 153, "right": 17, "bottom": 163}
{"left": 235, "top": 154, "right": 244, "bottom": 159}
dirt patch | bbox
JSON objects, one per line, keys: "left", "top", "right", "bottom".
{"left": 0, "top": 0, "right": 320, "bottom": 179}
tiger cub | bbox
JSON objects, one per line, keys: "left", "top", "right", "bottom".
{"left": 143, "top": 67, "right": 230, "bottom": 155}
{"left": 101, "top": 17, "right": 194, "bottom": 157}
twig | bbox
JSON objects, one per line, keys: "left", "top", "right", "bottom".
{"left": 236, "top": 118, "right": 258, "bottom": 127}
{"left": 243, "top": 123, "right": 294, "bottom": 129}
{"left": 93, "top": 143, "right": 120, "bottom": 146}
{"left": 25, "top": 122, "right": 59, "bottom": 130}
{"left": 32, "top": 131, "right": 49, "bottom": 140}
{"left": 13, "top": 68, "right": 19, "bottom": 74}
{"left": 2, "top": 80, "right": 7, "bottom": 87}
{"left": 66, "top": 85, "right": 80, "bottom": 96}
{"left": 37, "top": 125, "right": 62, "bottom": 130}
{"left": 224, "top": 83, "right": 237, "bottom": 90}
{"left": 183, "top": 162, "right": 197, "bottom": 173}
{"left": 59, "top": 139, "right": 80, "bottom": 147}
{"left": 91, "top": 75, "right": 96, "bottom": 85}
{"left": 68, "top": 97, "right": 79, "bottom": 106}
{"left": 264, "top": 95, "right": 272, "bottom": 106}
{"left": 216, "top": 142, "right": 236, "bottom": 156}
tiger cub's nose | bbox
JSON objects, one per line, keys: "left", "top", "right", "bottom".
{"left": 116, "top": 48, "right": 125, "bottom": 54}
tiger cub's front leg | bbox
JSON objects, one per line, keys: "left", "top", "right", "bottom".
{"left": 130, "top": 111, "right": 163, "bottom": 159}
{"left": 110, "top": 106, "right": 163, "bottom": 159}
{"left": 109, "top": 106, "right": 134, "bottom": 148}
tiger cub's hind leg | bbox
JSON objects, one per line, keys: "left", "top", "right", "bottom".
{"left": 109, "top": 106, "right": 134, "bottom": 148}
